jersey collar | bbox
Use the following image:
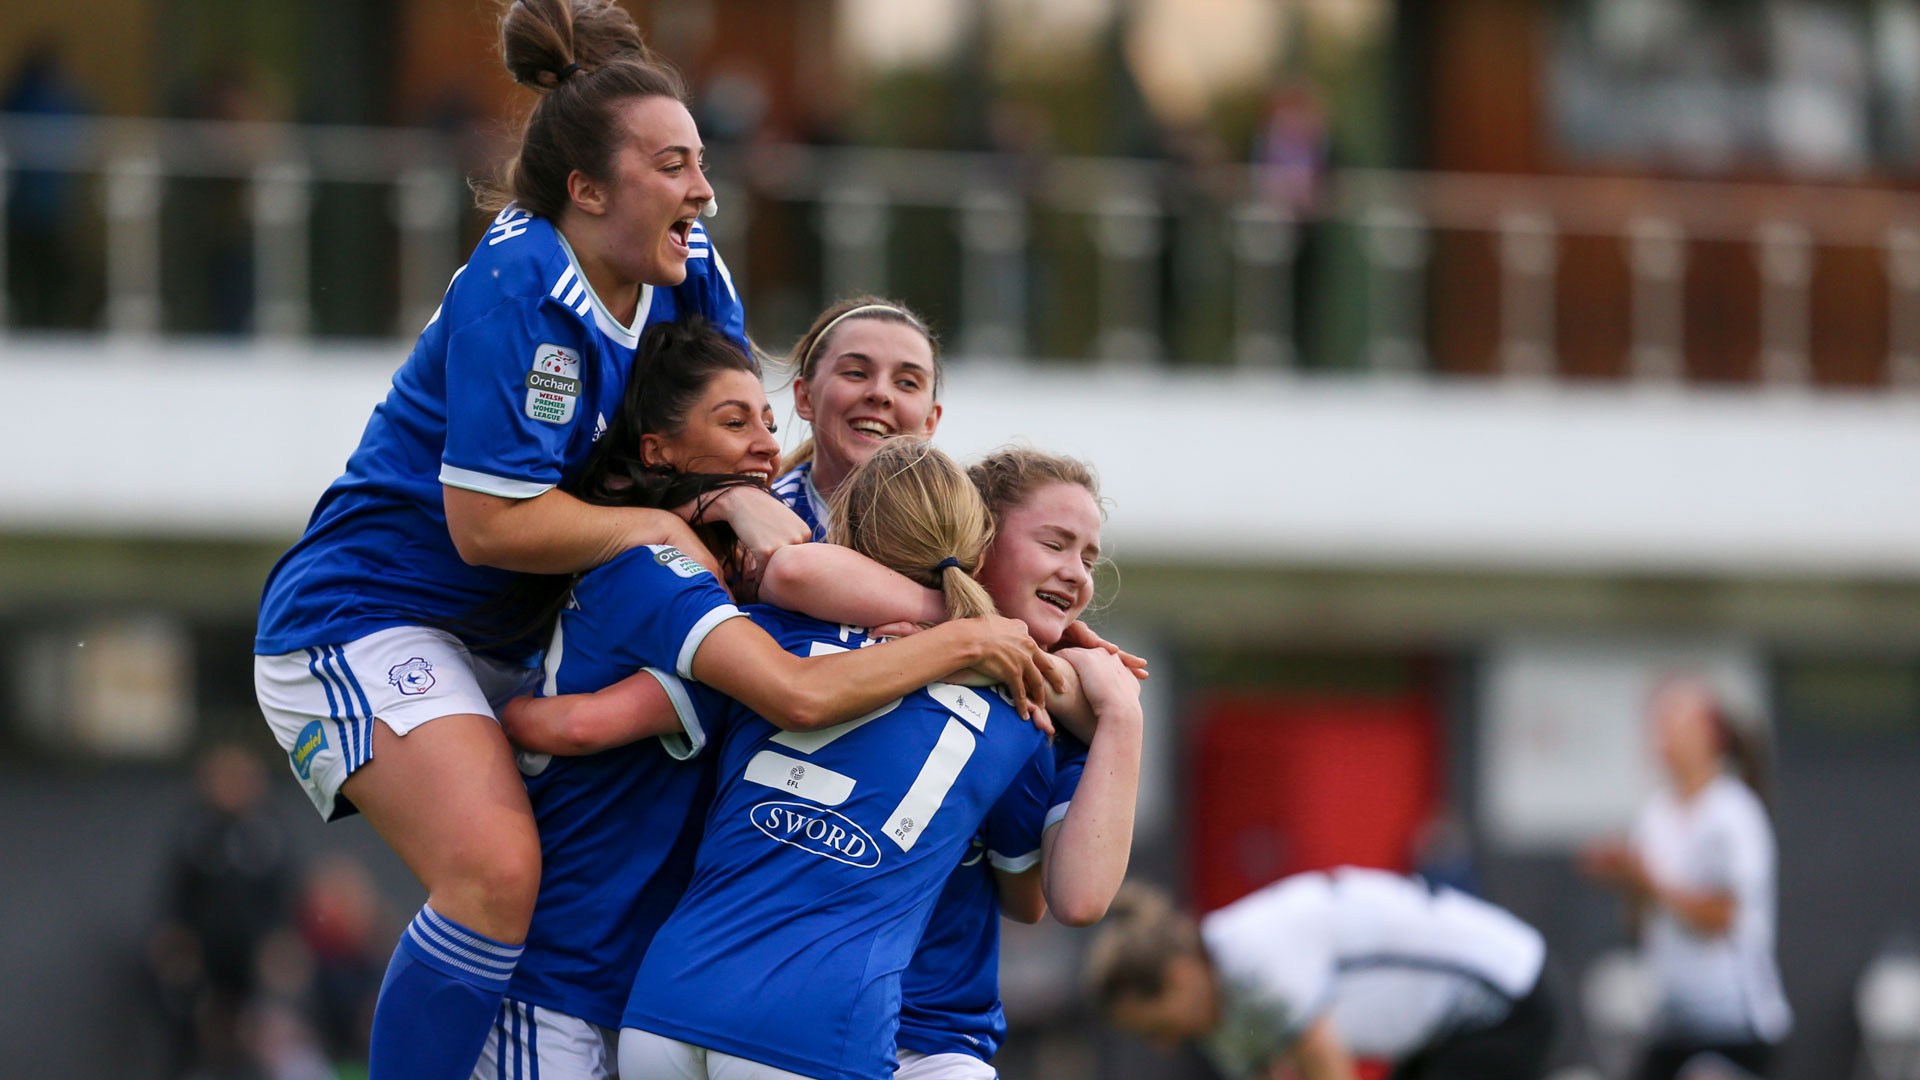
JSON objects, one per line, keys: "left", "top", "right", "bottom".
{"left": 803, "top": 463, "right": 833, "bottom": 533}
{"left": 554, "top": 230, "right": 652, "bottom": 349}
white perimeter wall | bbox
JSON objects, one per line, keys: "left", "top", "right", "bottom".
{"left": 8, "top": 338, "right": 1920, "bottom": 579}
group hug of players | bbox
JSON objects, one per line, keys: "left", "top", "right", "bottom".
{"left": 251, "top": 3, "right": 1787, "bottom": 1080}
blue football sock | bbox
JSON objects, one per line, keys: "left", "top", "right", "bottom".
{"left": 368, "top": 904, "right": 524, "bottom": 1080}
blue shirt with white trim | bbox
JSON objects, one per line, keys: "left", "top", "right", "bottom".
{"left": 506, "top": 543, "right": 744, "bottom": 1029}
{"left": 770, "top": 462, "right": 829, "bottom": 542}
{"left": 254, "top": 208, "right": 743, "bottom": 657}
{"left": 623, "top": 606, "right": 1054, "bottom": 1080}
{"left": 895, "top": 734, "right": 1087, "bottom": 1061}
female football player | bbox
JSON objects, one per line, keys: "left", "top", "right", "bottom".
{"left": 250, "top": 4, "right": 806, "bottom": 1076}
{"left": 1583, "top": 678, "right": 1791, "bottom": 1080}
{"left": 1086, "top": 873, "right": 1555, "bottom": 1080}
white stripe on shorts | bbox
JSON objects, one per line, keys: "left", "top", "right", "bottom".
{"left": 471, "top": 1000, "right": 619, "bottom": 1080}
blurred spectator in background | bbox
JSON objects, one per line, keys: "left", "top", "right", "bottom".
{"left": 1583, "top": 678, "right": 1792, "bottom": 1080}
{"left": 296, "top": 853, "right": 390, "bottom": 1074}
{"left": 1254, "top": 83, "right": 1327, "bottom": 216}
{"left": 166, "top": 61, "right": 285, "bottom": 334}
{"left": 2, "top": 38, "right": 92, "bottom": 329}
{"left": 1410, "top": 807, "right": 1480, "bottom": 899}
{"left": 146, "top": 744, "right": 297, "bottom": 1079}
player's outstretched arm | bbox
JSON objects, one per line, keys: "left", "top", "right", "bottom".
{"left": 501, "top": 670, "right": 681, "bottom": 755}
{"left": 758, "top": 543, "right": 946, "bottom": 628}
{"left": 445, "top": 486, "right": 721, "bottom": 576}
{"left": 690, "top": 614, "right": 1064, "bottom": 732}
{"left": 1040, "top": 648, "right": 1143, "bottom": 927}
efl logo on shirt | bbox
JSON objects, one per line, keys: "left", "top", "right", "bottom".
{"left": 525, "top": 344, "right": 582, "bottom": 424}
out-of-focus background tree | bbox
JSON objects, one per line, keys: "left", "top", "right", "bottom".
{"left": 5, "top": 2, "right": 1920, "bottom": 1078}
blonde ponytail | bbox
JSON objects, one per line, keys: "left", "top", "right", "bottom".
{"left": 825, "top": 439, "right": 995, "bottom": 622}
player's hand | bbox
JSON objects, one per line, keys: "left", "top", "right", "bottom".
{"left": 1057, "top": 647, "right": 1142, "bottom": 722}
{"left": 961, "top": 615, "right": 1065, "bottom": 732}
{"left": 630, "top": 515, "right": 723, "bottom": 576}
{"left": 1060, "top": 620, "right": 1149, "bottom": 680}
{"left": 676, "top": 486, "right": 812, "bottom": 573}
{"left": 1580, "top": 840, "right": 1651, "bottom": 896}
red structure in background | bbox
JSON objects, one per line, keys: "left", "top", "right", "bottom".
{"left": 1188, "top": 691, "right": 1441, "bottom": 914}
{"left": 1190, "top": 691, "right": 1442, "bottom": 1080}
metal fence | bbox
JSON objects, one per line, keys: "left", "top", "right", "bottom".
{"left": 8, "top": 113, "right": 1920, "bottom": 386}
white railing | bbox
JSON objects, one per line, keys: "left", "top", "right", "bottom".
{"left": 0, "top": 114, "right": 470, "bottom": 339}
{"left": 8, "top": 113, "right": 1920, "bottom": 386}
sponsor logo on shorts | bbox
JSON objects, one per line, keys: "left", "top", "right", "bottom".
{"left": 388, "top": 657, "right": 436, "bottom": 696}
{"left": 750, "top": 800, "right": 880, "bottom": 868}
{"left": 525, "top": 343, "right": 581, "bottom": 424}
{"left": 290, "top": 720, "right": 326, "bottom": 779}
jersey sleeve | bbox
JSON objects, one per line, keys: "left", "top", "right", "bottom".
{"left": 649, "top": 670, "right": 737, "bottom": 760}
{"left": 979, "top": 740, "right": 1056, "bottom": 873}
{"left": 440, "top": 294, "right": 592, "bottom": 497}
{"left": 1044, "top": 734, "right": 1090, "bottom": 831}
{"left": 581, "top": 545, "right": 747, "bottom": 679}
{"left": 676, "top": 223, "right": 747, "bottom": 349}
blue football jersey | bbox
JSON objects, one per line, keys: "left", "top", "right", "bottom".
{"left": 770, "top": 462, "right": 830, "bottom": 541}
{"left": 255, "top": 208, "right": 743, "bottom": 657}
{"left": 506, "top": 543, "right": 744, "bottom": 1027}
{"left": 895, "top": 734, "right": 1088, "bottom": 1061}
{"left": 622, "top": 606, "right": 1053, "bottom": 1080}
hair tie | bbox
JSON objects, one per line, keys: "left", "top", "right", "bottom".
{"left": 556, "top": 61, "right": 583, "bottom": 82}
{"left": 934, "top": 557, "right": 961, "bottom": 572}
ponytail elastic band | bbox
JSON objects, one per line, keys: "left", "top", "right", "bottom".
{"left": 556, "top": 62, "right": 583, "bottom": 82}
{"left": 935, "top": 557, "right": 961, "bottom": 572}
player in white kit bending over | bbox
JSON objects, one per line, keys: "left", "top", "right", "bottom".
{"left": 1086, "top": 868, "right": 1556, "bottom": 1080}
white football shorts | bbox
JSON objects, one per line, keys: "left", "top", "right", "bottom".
{"left": 619, "top": 1029, "right": 825, "bottom": 1080}
{"left": 255, "top": 624, "right": 540, "bottom": 820}
{"left": 894, "top": 1050, "right": 996, "bottom": 1079}
{"left": 469, "top": 999, "right": 615, "bottom": 1080}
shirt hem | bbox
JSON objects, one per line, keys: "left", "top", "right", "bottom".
{"left": 439, "top": 463, "right": 557, "bottom": 499}
{"left": 893, "top": 1030, "right": 996, "bottom": 1062}
{"left": 503, "top": 983, "right": 623, "bottom": 1032}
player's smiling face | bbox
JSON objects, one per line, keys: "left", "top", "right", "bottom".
{"left": 641, "top": 369, "right": 780, "bottom": 483}
{"left": 977, "top": 482, "right": 1101, "bottom": 649}
{"left": 598, "top": 95, "right": 712, "bottom": 288}
{"left": 793, "top": 318, "right": 942, "bottom": 493}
